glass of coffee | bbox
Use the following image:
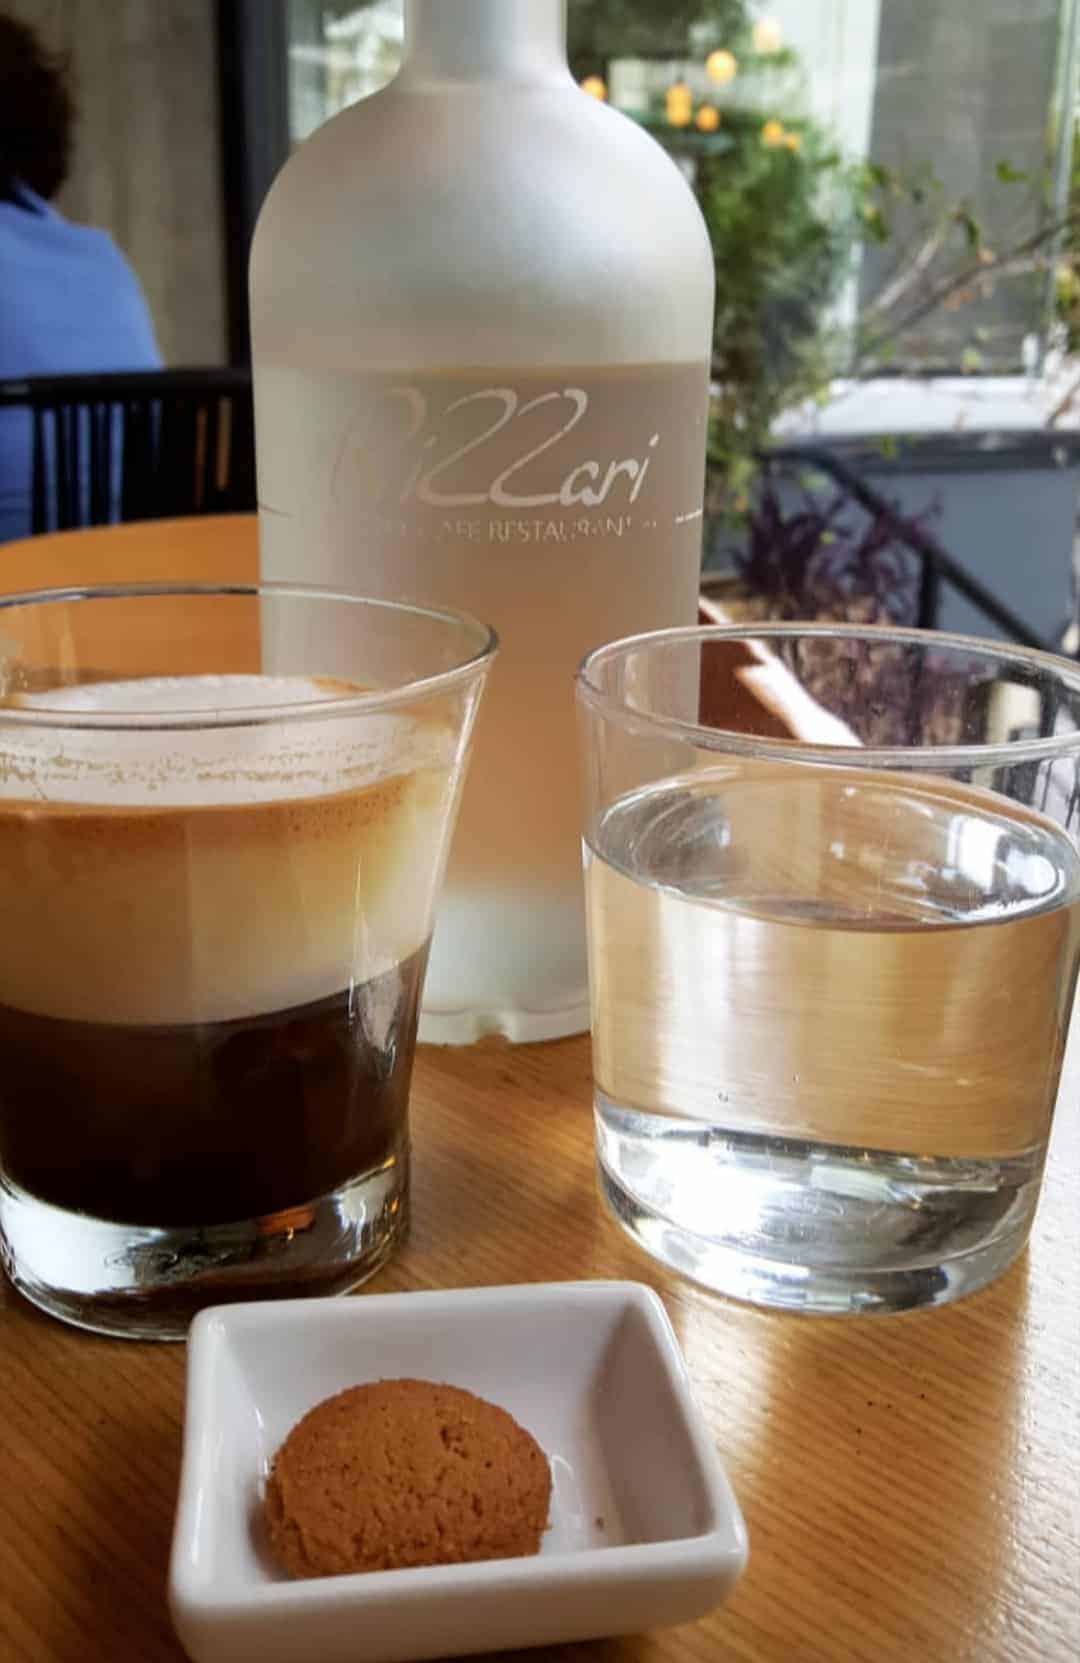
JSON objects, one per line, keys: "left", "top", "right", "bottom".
{"left": 0, "top": 583, "right": 495, "bottom": 1338}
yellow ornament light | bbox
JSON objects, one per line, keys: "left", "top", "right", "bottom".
{"left": 761, "top": 118, "right": 787, "bottom": 148}
{"left": 665, "top": 81, "right": 693, "bottom": 128}
{"left": 695, "top": 105, "right": 720, "bottom": 133}
{"left": 705, "top": 48, "right": 737, "bottom": 85}
{"left": 580, "top": 75, "right": 607, "bottom": 101}
{"left": 752, "top": 18, "right": 784, "bottom": 54}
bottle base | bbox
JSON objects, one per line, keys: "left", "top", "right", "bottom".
{"left": 0, "top": 1153, "right": 407, "bottom": 1341}
{"left": 419, "top": 997, "right": 590, "bottom": 1045}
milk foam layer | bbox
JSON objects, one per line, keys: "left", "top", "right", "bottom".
{"left": 0, "top": 675, "right": 444, "bottom": 806}
{"left": 0, "top": 675, "right": 453, "bottom": 1024}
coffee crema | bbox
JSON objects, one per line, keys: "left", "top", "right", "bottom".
{"left": 0, "top": 674, "right": 452, "bottom": 1025}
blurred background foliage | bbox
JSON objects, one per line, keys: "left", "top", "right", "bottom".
{"left": 566, "top": 1, "right": 1067, "bottom": 509}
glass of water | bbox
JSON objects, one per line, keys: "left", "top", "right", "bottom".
{"left": 576, "top": 623, "right": 1080, "bottom": 1314}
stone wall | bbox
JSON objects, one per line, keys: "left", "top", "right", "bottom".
{"left": 8, "top": 0, "right": 227, "bottom": 365}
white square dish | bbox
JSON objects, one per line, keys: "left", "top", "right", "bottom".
{"left": 168, "top": 1280, "right": 748, "bottom": 1663}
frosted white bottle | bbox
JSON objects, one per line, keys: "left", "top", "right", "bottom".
{"left": 250, "top": 0, "right": 714, "bottom": 1042}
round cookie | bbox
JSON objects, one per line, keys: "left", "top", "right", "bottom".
{"left": 264, "top": 1377, "right": 552, "bottom": 1578}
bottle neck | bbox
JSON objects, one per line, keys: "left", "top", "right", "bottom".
{"left": 400, "top": 0, "right": 569, "bottom": 87}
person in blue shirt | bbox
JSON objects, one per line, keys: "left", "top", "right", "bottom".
{"left": 0, "top": 13, "right": 162, "bottom": 541}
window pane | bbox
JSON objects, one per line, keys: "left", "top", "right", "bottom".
{"left": 286, "top": 0, "right": 404, "bottom": 144}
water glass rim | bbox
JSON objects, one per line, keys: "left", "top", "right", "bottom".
{"left": 0, "top": 582, "right": 498, "bottom": 731}
{"left": 576, "top": 621, "right": 1080, "bottom": 770}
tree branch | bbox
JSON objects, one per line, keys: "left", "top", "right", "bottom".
{"left": 857, "top": 211, "right": 1080, "bottom": 361}
{"left": 1048, "top": 369, "right": 1080, "bottom": 426}
{"left": 862, "top": 222, "right": 949, "bottom": 320}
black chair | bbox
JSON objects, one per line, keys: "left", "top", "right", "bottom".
{"left": 0, "top": 367, "right": 256, "bottom": 535}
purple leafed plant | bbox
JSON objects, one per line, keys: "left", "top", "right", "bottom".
{"left": 729, "top": 465, "right": 938, "bottom": 628}
{"left": 725, "top": 466, "right": 981, "bottom": 746}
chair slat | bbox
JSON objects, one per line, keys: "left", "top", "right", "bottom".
{"left": 0, "top": 370, "right": 256, "bottom": 536}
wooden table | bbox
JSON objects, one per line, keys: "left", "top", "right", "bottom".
{"left": 1, "top": 1028, "right": 1077, "bottom": 1662}
{"left": 0, "top": 514, "right": 258, "bottom": 590}
{"left": 1, "top": 519, "right": 1078, "bottom": 1661}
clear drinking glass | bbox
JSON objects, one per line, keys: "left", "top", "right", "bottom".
{"left": 577, "top": 623, "right": 1080, "bottom": 1314}
{"left": 0, "top": 583, "right": 494, "bottom": 1338}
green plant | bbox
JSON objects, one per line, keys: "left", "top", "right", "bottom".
{"left": 849, "top": 159, "right": 1051, "bottom": 378}
{"left": 567, "top": 0, "right": 744, "bottom": 77}
{"left": 568, "top": 2, "right": 1075, "bottom": 510}
{"left": 1053, "top": 119, "right": 1080, "bottom": 355}
{"left": 696, "top": 108, "right": 855, "bottom": 509}
{"left": 700, "top": 138, "right": 1068, "bottom": 509}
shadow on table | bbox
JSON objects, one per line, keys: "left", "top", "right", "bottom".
{"left": 442, "top": 1643, "right": 648, "bottom": 1663}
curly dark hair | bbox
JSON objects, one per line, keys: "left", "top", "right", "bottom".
{"left": 0, "top": 12, "right": 74, "bottom": 200}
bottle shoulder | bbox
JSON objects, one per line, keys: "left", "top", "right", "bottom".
{"left": 260, "top": 81, "right": 704, "bottom": 215}
{"left": 251, "top": 84, "right": 714, "bottom": 369}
